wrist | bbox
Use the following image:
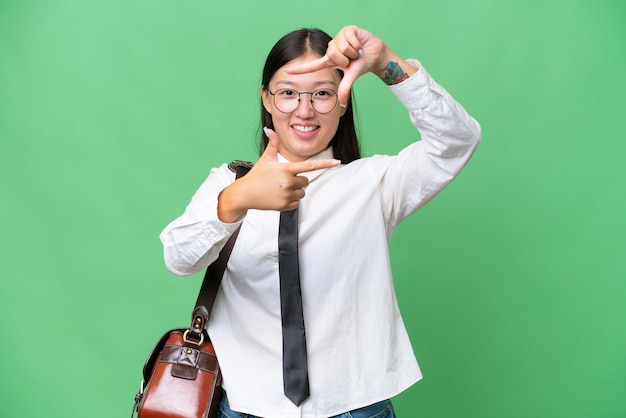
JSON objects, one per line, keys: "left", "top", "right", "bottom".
{"left": 217, "top": 182, "right": 248, "bottom": 223}
{"left": 375, "top": 49, "right": 417, "bottom": 85}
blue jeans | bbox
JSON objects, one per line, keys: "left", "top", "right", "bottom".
{"left": 218, "top": 391, "right": 396, "bottom": 418}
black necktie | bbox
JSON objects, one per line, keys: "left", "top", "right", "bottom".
{"left": 278, "top": 208, "right": 310, "bottom": 406}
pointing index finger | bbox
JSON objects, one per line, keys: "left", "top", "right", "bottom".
{"left": 284, "top": 55, "right": 333, "bottom": 75}
{"left": 285, "top": 158, "right": 341, "bottom": 175}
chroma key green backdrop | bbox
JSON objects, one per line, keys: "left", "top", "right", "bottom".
{"left": 1, "top": 0, "right": 625, "bottom": 417}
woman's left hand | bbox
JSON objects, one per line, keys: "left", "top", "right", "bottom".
{"left": 285, "top": 25, "right": 414, "bottom": 105}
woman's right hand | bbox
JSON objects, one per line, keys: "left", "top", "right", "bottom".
{"left": 217, "top": 128, "right": 340, "bottom": 223}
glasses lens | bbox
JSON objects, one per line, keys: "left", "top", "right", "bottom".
{"left": 273, "top": 89, "right": 299, "bottom": 113}
{"left": 311, "top": 89, "right": 338, "bottom": 114}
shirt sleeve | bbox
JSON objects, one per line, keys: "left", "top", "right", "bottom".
{"left": 380, "top": 59, "right": 482, "bottom": 229}
{"left": 159, "top": 163, "right": 243, "bottom": 276}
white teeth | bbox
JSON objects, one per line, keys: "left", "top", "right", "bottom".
{"left": 292, "top": 125, "right": 318, "bottom": 133}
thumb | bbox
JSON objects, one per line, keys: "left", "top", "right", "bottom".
{"left": 262, "top": 127, "right": 279, "bottom": 162}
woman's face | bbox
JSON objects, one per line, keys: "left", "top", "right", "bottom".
{"left": 262, "top": 52, "right": 347, "bottom": 162}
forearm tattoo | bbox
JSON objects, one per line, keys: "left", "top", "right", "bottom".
{"left": 382, "top": 61, "right": 409, "bottom": 85}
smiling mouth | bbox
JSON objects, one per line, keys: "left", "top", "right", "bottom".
{"left": 292, "top": 125, "right": 319, "bottom": 133}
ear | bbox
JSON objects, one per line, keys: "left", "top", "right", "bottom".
{"left": 261, "top": 86, "right": 272, "bottom": 114}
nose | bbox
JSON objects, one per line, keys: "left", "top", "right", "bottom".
{"left": 295, "top": 93, "right": 315, "bottom": 117}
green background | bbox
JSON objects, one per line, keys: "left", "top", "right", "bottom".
{"left": 1, "top": 0, "right": 624, "bottom": 417}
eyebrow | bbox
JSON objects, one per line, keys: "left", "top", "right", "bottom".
{"left": 274, "top": 80, "right": 337, "bottom": 88}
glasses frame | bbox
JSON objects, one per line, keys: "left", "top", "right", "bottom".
{"left": 267, "top": 88, "right": 339, "bottom": 114}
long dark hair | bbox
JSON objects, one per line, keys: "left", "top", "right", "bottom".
{"left": 259, "top": 28, "right": 361, "bottom": 164}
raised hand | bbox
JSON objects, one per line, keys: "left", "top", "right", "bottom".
{"left": 217, "top": 128, "right": 340, "bottom": 222}
{"left": 284, "top": 26, "right": 413, "bottom": 105}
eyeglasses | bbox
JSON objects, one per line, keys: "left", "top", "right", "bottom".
{"left": 267, "top": 88, "right": 339, "bottom": 114}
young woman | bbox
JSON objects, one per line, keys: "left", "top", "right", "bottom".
{"left": 160, "top": 25, "right": 481, "bottom": 418}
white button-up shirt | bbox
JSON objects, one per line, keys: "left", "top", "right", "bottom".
{"left": 160, "top": 60, "right": 481, "bottom": 418}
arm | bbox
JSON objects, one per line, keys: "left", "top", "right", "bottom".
{"left": 159, "top": 164, "right": 242, "bottom": 276}
{"left": 287, "top": 25, "right": 480, "bottom": 226}
{"left": 383, "top": 60, "right": 482, "bottom": 226}
{"left": 162, "top": 133, "right": 340, "bottom": 275}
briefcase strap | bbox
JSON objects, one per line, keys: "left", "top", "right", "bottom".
{"left": 187, "top": 160, "right": 252, "bottom": 341}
